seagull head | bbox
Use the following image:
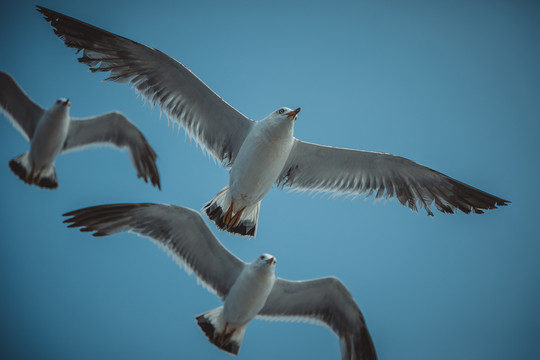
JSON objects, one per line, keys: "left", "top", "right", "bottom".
{"left": 53, "top": 98, "right": 71, "bottom": 108}
{"left": 49, "top": 98, "right": 71, "bottom": 118}
{"left": 254, "top": 253, "right": 277, "bottom": 268}
{"left": 273, "top": 107, "right": 301, "bottom": 122}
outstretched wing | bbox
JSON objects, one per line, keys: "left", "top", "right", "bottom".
{"left": 259, "top": 277, "right": 377, "bottom": 360}
{"left": 37, "top": 6, "right": 254, "bottom": 166}
{"left": 63, "top": 203, "right": 246, "bottom": 299}
{"left": 0, "top": 71, "right": 44, "bottom": 141}
{"left": 278, "top": 139, "right": 509, "bottom": 215}
{"left": 64, "top": 112, "right": 160, "bottom": 189}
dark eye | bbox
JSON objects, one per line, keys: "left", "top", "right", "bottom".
{"left": 278, "top": 109, "right": 285, "bottom": 114}
{"left": 56, "top": 100, "right": 60, "bottom": 104}
{"left": 260, "top": 255, "right": 265, "bottom": 260}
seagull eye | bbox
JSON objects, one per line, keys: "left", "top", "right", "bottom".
{"left": 260, "top": 255, "right": 265, "bottom": 260}
{"left": 278, "top": 109, "right": 285, "bottom": 114}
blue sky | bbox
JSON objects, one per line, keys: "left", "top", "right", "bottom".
{"left": 1, "top": 1, "right": 539, "bottom": 359}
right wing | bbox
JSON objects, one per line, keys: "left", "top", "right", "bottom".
{"left": 278, "top": 139, "right": 509, "bottom": 215}
{"left": 37, "top": 6, "right": 254, "bottom": 166}
{"left": 64, "top": 112, "right": 161, "bottom": 189}
{"left": 259, "top": 277, "right": 377, "bottom": 360}
{"left": 63, "top": 203, "right": 246, "bottom": 299}
{"left": 0, "top": 71, "right": 44, "bottom": 141}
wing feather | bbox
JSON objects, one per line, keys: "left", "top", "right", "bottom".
{"left": 259, "top": 277, "right": 377, "bottom": 360}
{"left": 63, "top": 203, "right": 245, "bottom": 299}
{"left": 37, "top": 6, "right": 254, "bottom": 166}
{"left": 63, "top": 112, "right": 160, "bottom": 189}
{"left": 278, "top": 139, "right": 509, "bottom": 215}
{"left": 0, "top": 71, "right": 44, "bottom": 140}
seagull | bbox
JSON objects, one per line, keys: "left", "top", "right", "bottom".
{"left": 0, "top": 71, "right": 160, "bottom": 189}
{"left": 39, "top": 6, "right": 509, "bottom": 234}
{"left": 63, "top": 203, "right": 377, "bottom": 359}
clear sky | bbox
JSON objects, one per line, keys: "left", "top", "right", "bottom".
{"left": 1, "top": 1, "right": 539, "bottom": 359}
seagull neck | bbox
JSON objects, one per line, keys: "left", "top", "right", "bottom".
{"left": 257, "top": 117, "right": 294, "bottom": 142}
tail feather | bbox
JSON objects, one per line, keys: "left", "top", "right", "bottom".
{"left": 203, "top": 186, "right": 260, "bottom": 237}
{"left": 8, "top": 152, "right": 58, "bottom": 189}
{"left": 196, "top": 306, "right": 246, "bottom": 355}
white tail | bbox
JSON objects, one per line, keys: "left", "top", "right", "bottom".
{"left": 196, "top": 306, "right": 247, "bottom": 355}
{"left": 8, "top": 152, "right": 58, "bottom": 189}
{"left": 203, "top": 186, "right": 260, "bottom": 237}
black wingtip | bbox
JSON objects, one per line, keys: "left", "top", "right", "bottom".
{"left": 36, "top": 5, "right": 55, "bottom": 19}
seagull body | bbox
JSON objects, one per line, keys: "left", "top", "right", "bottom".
{"left": 206, "top": 108, "right": 298, "bottom": 235}
{"left": 63, "top": 203, "right": 377, "bottom": 359}
{"left": 26, "top": 97, "right": 70, "bottom": 188}
{"left": 222, "top": 254, "right": 276, "bottom": 327}
{"left": 0, "top": 71, "right": 160, "bottom": 189}
{"left": 39, "top": 6, "right": 508, "bottom": 233}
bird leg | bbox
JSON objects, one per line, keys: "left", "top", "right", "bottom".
{"left": 216, "top": 322, "right": 235, "bottom": 345}
{"left": 223, "top": 202, "right": 234, "bottom": 226}
{"left": 27, "top": 164, "right": 36, "bottom": 183}
{"left": 30, "top": 167, "right": 42, "bottom": 184}
{"left": 222, "top": 328, "right": 236, "bottom": 344}
{"left": 216, "top": 323, "right": 236, "bottom": 345}
{"left": 229, "top": 207, "right": 245, "bottom": 228}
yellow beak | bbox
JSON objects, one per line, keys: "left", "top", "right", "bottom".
{"left": 286, "top": 107, "right": 301, "bottom": 118}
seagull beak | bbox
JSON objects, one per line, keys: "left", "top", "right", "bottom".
{"left": 286, "top": 107, "right": 301, "bottom": 119}
{"left": 266, "top": 257, "right": 276, "bottom": 265}
{"left": 64, "top": 99, "right": 71, "bottom": 106}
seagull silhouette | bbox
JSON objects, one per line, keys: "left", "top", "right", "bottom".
{"left": 39, "top": 6, "right": 508, "bottom": 234}
{"left": 64, "top": 203, "right": 377, "bottom": 359}
{"left": 0, "top": 71, "right": 160, "bottom": 189}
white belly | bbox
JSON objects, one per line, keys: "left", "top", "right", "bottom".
{"left": 223, "top": 267, "right": 275, "bottom": 327}
{"left": 30, "top": 112, "right": 70, "bottom": 167}
{"left": 229, "top": 123, "right": 293, "bottom": 208}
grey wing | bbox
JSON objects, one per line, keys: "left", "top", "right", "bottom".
{"left": 63, "top": 112, "right": 160, "bottom": 189}
{"left": 277, "top": 139, "right": 509, "bottom": 215}
{"left": 258, "top": 277, "right": 377, "bottom": 360}
{"left": 63, "top": 203, "right": 246, "bottom": 299}
{"left": 0, "top": 71, "right": 44, "bottom": 140}
{"left": 37, "top": 6, "right": 254, "bottom": 166}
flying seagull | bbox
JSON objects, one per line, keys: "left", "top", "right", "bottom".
{"left": 63, "top": 203, "right": 377, "bottom": 359}
{"left": 39, "top": 6, "right": 508, "bottom": 234}
{"left": 0, "top": 71, "right": 160, "bottom": 189}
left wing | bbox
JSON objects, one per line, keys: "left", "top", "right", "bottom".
{"left": 64, "top": 112, "right": 160, "bottom": 189}
{"left": 277, "top": 139, "right": 509, "bottom": 215}
{"left": 258, "top": 277, "right": 377, "bottom": 360}
{"left": 63, "top": 203, "right": 246, "bottom": 299}
{"left": 37, "top": 6, "right": 254, "bottom": 167}
{"left": 0, "top": 71, "right": 44, "bottom": 141}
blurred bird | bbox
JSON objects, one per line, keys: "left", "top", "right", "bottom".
{"left": 39, "top": 6, "right": 508, "bottom": 234}
{"left": 0, "top": 71, "right": 160, "bottom": 189}
{"left": 64, "top": 203, "right": 377, "bottom": 360}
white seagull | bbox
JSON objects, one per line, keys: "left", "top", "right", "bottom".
{"left": 0, "top": 71, "right": 160, "bottom": 189}
{"left": 63, "top": 203, "right": 378, "bottom": 359}
{"left": 39, "top": 6, "right": 508, "bottom": 234}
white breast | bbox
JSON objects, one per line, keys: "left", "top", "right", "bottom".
{"left": 30, "top": 107, "right": 71, "bottom": 166}
{"left": 223, "top": 264, "right": 276, "bottom": 327}
{"left": 229, "top": 118, "right": 294, "bottom": 207}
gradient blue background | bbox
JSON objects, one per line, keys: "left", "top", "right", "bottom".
{"left": 1, "top": 1, "right": 538, "bottom": 359}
